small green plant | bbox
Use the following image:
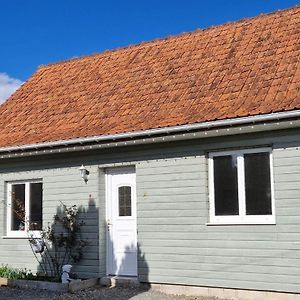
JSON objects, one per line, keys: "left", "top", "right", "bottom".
{"left": 0, "top": 265, "right": 35, "bottom": 280}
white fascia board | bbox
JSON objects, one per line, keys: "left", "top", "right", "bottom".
{"left": 0, "top": 109, "right": 300, "bottom": 157}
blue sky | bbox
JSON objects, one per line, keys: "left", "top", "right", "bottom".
{"left": 0, "top": 0, "right": 299, "bottom": 101}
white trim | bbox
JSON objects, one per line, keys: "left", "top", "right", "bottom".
{"left": 237, "top": 154, "right": 246, "bottom": 217}
{"left": 269, "top": 151, "right": 276, "bottom": 223}
{"left": 207, "top": 217, "right": 276, "bottom": 225}
{"left": 105, "top": 167, "right": 137, "bottom": 276}
{"left": 2, "top": 236, "right": 32, "bottom": 239}
{"left": 6, "top": 179, "right": 43, "bottom": 238}
{"left": 208, "top": 157, "right": 215, "bottom": 224}
{"left": 25, "top": 182, "right": 30, "bottom": 230}
{"left": 116, "top": 184, "right": 135, "bottom": 219}
{"left": 105, "top": 170, "right": 111, "bottom": 276}
{"left": 208, "top": 147, "right": 276, "bottom": 225}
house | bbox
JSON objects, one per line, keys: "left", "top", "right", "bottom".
{"left": 1, "top": 5, "right": 300, "bottom": 299}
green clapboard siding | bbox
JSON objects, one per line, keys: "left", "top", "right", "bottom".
{"left": 0, "top": 128, "right": 299, "bottom": 292}
{"left": 0, "top": 166, "right": 100, "bottom": 278}
{"left": 135, "top": 135, "right": 300, "bottom": 293}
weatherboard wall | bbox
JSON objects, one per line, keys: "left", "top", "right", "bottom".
{"left": 0, "top": 164, "right": 101, "bottom": 278}
{"left": 0, "top": 129, "right": 299, "bottom": 292}
{"left": 136, "top": 147, "right": 300, "bottom": 293}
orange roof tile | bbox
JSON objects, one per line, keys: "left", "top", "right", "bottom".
{"left": 1, "top": 6, "right": 300, "bottom": 147}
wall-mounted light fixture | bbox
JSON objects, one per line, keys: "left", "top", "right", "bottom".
{"left": 79, "top": 165, "right": 90, "bottom": 184}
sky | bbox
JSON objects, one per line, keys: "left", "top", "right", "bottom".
{"left": 0, "top": 0, "right": 300, "bottom": 102}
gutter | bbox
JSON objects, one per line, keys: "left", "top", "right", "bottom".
{"left": 1, "top": 109, "right": 300, "bottom": 157}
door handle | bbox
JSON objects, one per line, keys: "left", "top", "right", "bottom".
{"left": 107, "top": 219, "right": 112, "bottom": 231}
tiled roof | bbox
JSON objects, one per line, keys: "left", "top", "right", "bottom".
{"left": 1, "top": 6, "right": 300, "bottom": 148}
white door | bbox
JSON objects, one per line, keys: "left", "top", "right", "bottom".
{"left": 106, "top": 167, "right": 137, "bottom": 276}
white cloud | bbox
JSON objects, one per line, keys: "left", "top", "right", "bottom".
{"left": 0, "top": 73, "right": 23, "bottom": 104}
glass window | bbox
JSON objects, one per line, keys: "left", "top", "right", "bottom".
{"left": 245, "top": 153, "right": 272, "bottom": 215}
{"left": 29, "top": 183, "right": 43, "bottom": 230}
{"left": 119, "top": 186, "right": 131, "bottom": 217}
{"left": 11, "top": 184, "right": 25, "bottom": 231}
{"left": 214, "top": 155, "right": 239, "bottom": 216}
{"left": 8, "top": 181, "right": 43, "bottom": 235}
{"left": 209, "top": 149, "right": 274, "bottom": 224}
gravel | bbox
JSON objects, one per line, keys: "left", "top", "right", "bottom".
{"left": 0, "top": 286, "right": 60, "bottom": 300}
{"left": 0, "top": 285, "right": 222, "bottom": 300}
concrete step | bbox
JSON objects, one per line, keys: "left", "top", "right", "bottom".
{"left": 100, "top": 276, "right": 139, "bottom": 287}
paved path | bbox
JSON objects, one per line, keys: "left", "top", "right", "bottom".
{"left": 0, "top": 286, "right": 221, "bottom": 300}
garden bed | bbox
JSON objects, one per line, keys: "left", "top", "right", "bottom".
{"left": 0, "top": 277, "right": 99, "bottom": 293}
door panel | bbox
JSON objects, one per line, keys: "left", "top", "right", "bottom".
{"left": 106, "top": 168, "right": 137, "bottom": 276}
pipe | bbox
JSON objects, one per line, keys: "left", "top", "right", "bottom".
{"left": 1, "top": 109, "right": 300, "bottom": 153}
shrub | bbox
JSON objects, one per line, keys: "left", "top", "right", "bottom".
{"left": 0, "top": 265, "right": 35, "bottom": 280}
{"left": 28, "top": 203, "right": 89, "bottom": 279}
{"left": 3, "top": 200, "right": 89, "bottom": 281}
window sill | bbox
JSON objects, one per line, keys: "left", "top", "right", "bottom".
{"left": 2, "top": 235, "right": 30, "bottom": 239}
{"left": 2, "top": 231, "right": 42, "bottom": 239}
{"left": 206, "top": 221, "right": 276, "bottom": 226}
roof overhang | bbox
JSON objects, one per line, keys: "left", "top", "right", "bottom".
{"left": 1, "top": 110, "right": 300, "bottom": 159}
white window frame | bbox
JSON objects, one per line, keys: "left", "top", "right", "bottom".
{"left": 6, "top": 179, "right": 43, "bottom": 237}
{"left": 117, "top": 184, "right": 134, "bottom": 219}
{"left": 208, "top": 147, "right": 275, "bottom": 225}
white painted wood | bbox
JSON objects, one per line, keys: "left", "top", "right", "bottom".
{"left": 6, "top": 180, "right": 42, "bottom": 237}
{"left": 106, "top": 167, "right": 137, "bottom": 276}
{"left": 208, "top": 148, "right": 275, "bottom": 224}
{"left": 238, "top": 154, "right": 246, "bottom": 217}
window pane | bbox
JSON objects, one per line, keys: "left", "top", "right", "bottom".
{"left": 29, "top": 183, "right": 43, "bottom": 230}
{"left": 213, "top": 155, "right": 239, "bottom": 216}
{"left": 245, "top": 153, "right": 272, "bottom": 215}
{"left": 11, "top": 184, "right": 25, "bottom": 231}
{"left": 119, "top": 186, "right": 131, "bottom": 217}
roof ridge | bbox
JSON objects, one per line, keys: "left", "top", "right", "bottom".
{"left": 39, "top": 4, "right": 300, "bottom": 69}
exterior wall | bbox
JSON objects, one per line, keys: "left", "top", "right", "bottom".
{"left": 0, "top": 164, "right": 100, "bottom": 278}
{"left": 0, "top": 128, "right": 299, "bottom": 293}
{"left": 136, "top": 130, "right": 300, "bottom": 293}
